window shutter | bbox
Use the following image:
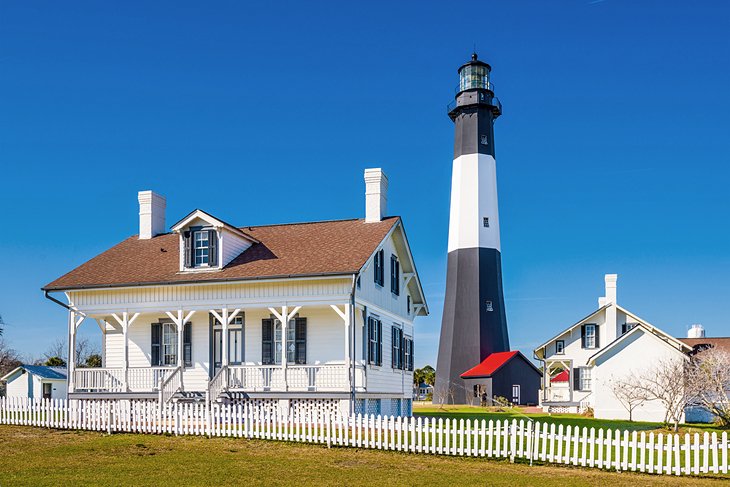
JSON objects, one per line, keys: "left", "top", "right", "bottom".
{"left": 377, "top": 319, "right": 382, "bottom": 366}
{"left": 295, "top": 317, "right": 307, "bottom": 364}
{"left": 183, "top": 231, "right": 193, "bottom": 268}
{"left": 262, "top": 319, "right": 273, "bottom": 365}
{"left": 183, "top": 322, "right": 192, "bottom": 367}
{"left": 408, "top": 339, "right": 414, "bottom": 371}
{"left": 573, "top": 368, "right": 580, "bottom": 391}
{"left": 595, "top": 326, "right": 600, "bottom": 349}
{"left": 151, "top": 323, "right": 161, "bottom": 366}
{"left": 400, "top": 331, "right": 405, "bottom": 370}
{"left": 208, "top": 230, "right": 218, "bottom": 267}
{"left": 392, "top": 327, "right": 397, "bottom": 368}
{"left": 581, "top": 325, "right": 587, "bottom": 348}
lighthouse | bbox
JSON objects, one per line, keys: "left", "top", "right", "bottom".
{"left": 435, "top": 54, "right": 511, "bottom": 404}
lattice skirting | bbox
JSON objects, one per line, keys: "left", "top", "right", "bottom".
{"left": 289, "top": 398, "right": 342, "bottom": 417}
{"left": 548, "top": 405, "right": 579, "bottom": 414}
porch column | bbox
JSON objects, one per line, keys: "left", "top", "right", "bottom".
{"left": 210, "top": 308, "right": 242, "bottom": 370}
{"left": 269, "top": 305, "right": 301, "bottom": 392}
{"left": 112, "top": 312, "right": 140, "bottom": 391}
{"left": 330, "top": 304, "right": 352, "bottom": 393}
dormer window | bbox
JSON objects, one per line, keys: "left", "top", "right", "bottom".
{"left": 194, "top": 229, "right": 211, "bottom": 266}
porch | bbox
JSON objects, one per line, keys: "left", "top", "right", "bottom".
{"left": 67, "top": 303, "right": 360, "bottom": 402}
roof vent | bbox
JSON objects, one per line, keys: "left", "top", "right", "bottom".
{"left": 688, "top": 323, "right": 705, "bottom": 339}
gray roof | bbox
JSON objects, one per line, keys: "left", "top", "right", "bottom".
{"left": 18, "top": 365, "right": 67, "bottom": 380}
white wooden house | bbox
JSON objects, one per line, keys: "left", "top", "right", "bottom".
{"left": 534, "top": 274, "right": 691, "bottom": 422}
{"left": 43, "top": 168, "right": 428, "bottom": 417}
{"left": 1, "top": 365, "right": 68, "bottom": 399}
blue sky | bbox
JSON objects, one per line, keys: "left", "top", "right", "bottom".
{"left": 1, "top": 1, "right": 729, "bottom": 366}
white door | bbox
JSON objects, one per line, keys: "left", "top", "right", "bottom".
{"left": 512, "top": 384, "right": 520, "bottom": 404}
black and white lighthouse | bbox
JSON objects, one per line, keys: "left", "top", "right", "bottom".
{"left": 435, "top": 54, "right": 511, "bottom": 404}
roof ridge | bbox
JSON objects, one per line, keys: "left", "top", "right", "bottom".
{"left": 239, "top": 216, "right": 399, "bottom": 230}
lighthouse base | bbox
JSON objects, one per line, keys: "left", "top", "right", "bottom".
{"left": 434, "top": 247, "right": 510, "bottom": 405}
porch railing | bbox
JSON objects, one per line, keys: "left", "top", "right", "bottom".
{"left": 74, "top": 368, "right": 125, "bottom": 392}
{"left": 159, "top": 366, "right": 182, "bottom": 404}
{"left": 224, "top": 364, "right": 366, "bottom": 393}
{"left": 208, "top": 365, "right": 228, "bottom": 401}
{"left": 73, "top": 367, "right": 178, "bottom": 393}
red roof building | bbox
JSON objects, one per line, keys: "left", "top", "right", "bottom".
{"left": 458, "top": 351, "right": 542, "bottom": 406}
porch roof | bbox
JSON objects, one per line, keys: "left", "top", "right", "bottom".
{"left": 44, "top": 217, "right": 399, "bottom": 291}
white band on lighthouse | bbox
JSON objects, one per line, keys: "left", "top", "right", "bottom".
{"left": 447, "top": 153, "right": 501, "bottom": 253}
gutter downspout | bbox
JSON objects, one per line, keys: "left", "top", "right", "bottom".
{"left": 44, "top": 290, "right": 71, "bottom": 311}
{"left": 350, "top": 274, "right": 357, "bottom": 416}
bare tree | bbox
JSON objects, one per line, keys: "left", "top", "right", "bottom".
{"left": 686, "top": 347, "right": 730, "bottom": 427}
{"left": 634, "top": 357, "right": 694, "bottom": 432}
{"left": 610, "top": 375, "right": 649, "bottom": 422}
{"left": 0, "top": 338, "right": 22, "bottom": 395}
{"left": 43, "top": 337, "right": 100, "bottom": 367}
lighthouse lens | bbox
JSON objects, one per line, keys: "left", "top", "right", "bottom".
{"left": 460, "top": 64, "right": 490, "bottom": 92}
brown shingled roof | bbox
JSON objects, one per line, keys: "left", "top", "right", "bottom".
{"left": 44, "top": 217, "right": 399, "bottom": 291}
{"left": 679, "top": 337, "right": 730, "bottom": 354}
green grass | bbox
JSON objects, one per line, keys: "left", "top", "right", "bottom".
{"left": 0, "top": 425, "right": 726, "bottom": 486}
{"left": 413, "top": 404, "right": 727, "bottom": 435}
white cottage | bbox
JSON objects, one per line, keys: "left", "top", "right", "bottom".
{"left": 43, "top": 168, "right": 428, "bottom": 417}
{"left": 1, "top": 365, "right": 68, "bottom": 399}
{"left": 534, "top": 274, "right": 691, "bottom": 422}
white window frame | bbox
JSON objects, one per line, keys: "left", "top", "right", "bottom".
{"left": 578, "top": 367, "right": 592, "bottom": 391}
{"left": 555, "top": 340, "right": 565, "bottom": 355}
{"left": 193, "top": 230, "right": 210, "bottom": 267}
{"left": 274, "top": 320, "right": 296, "bottom": 365}
{"left": 162, "top": 322, "right": 178, "bottom": 366}
{"left": 584, "top": 324, "right": 596, "bottom": 349}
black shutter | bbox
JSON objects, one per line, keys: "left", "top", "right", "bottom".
{"left": 407, "top": 295, "right": 411, "bottom": 314}
{"left": 392, "top": 327, "right": 397, "bottom": 368}
{"left": 367, "top": 317, "right": 374, "bottom": 363}
{"left": 408, "top": 339, "right": 414, "bottom": 371}
{"left": 376, "top": 319, "right": 382, "bottom": 366}
{"left": 208, "top": 230, "right": 218, "bottom": 267}
{"left": 262, "top": 319, "right": 273, "bottom": 365}
{"left": 183, "top": 322, "right": 192, "bottom": 367}
{"left": 573, "top": 368, "right": 581, "bottom": 391}
{"left": 183, "top": 231, "right": 193, "bottom": 268}
{"left": 151, "top": 323, "right": 161, "bottom": 366}
{"left": 400, "top": 331, "right": 405, "bottom": 370}
{"left": 595, "top": 326, "right": 600, "bottom": 349}
{"left": 295, "top": 317, "right": 307, "bottom": 364}
{"left": 581, "top": 325, "right": 587, "bottom": 348}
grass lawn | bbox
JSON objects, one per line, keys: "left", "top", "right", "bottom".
{"left": 0, "top": 425, "right": 727, "bottom": 486}
{"left": 413, "top": 404, "right": 727, "bottom": 436}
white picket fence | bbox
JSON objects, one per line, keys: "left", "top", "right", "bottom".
{"left": 1, "top": 397, "right": 728, "bottom": 477}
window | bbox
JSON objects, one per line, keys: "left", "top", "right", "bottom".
{"left": 582, "top": 324, "right": 597, "bottom": 349}
{"left": 404, "top": 337, "right": 413, "bottom": 371}
{"left": 621, "top": 323, "right": 636, "bottom": 335}
{"left": 373, "top": 249, "right": 385, "bottom": 287}
{"left": 576, "top": 367, "right": 592, "bottom": 391}
{"left": 274, "top": 320, "right": 296, "bottom": 364}
{"left": 556, "top": 340, "right": 565, "bottom": 355}
{"left": 480, "top": 134, "right": 489, "bottom": 146}
{"left": 367, "top": 316, "right": 382, "bottom": 365}
{"left": 229, "top": 329, "right": 242, "bottom": 364}
{"left": 194, "top": 230, "right": 210, "bottom": 266}
{"left": 162, "top": 323, "right": 178, "bottom": 366}
{"left": 512, "top": 385, "right": 521, "bottom": 403}
{"left": 390, "top": 254, "right": 400, "bottom": 295}
{"left": 356, "top": 275, "right": 361, "bottom": 289}
{"left": 483, "top": 217, "right": 490, "bottom": 228}
{"left": 392, "top": 326, "right": 403, "bottom": 369}
{"left": 485, "top": 300, "right": 493, "bottom": 312}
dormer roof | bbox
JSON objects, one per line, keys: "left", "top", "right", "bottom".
{"left": 170, "top": 209, "right": 258, "bottom": 243}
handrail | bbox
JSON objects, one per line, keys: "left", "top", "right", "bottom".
{"left": 158, "top": 366, "right": 182, "bottom": 404}
{"left": 207, "top": 365, "right": 228, "bottom": 402}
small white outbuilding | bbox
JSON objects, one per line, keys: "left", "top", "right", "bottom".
{"left": 1, "top": 365, "right": 67, "bottom": 399}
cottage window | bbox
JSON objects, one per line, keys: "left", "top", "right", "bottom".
{"left": 392, "top": 326, "right": 403, "bottom": 369}
{"left": 390, "top": 254, "right": 400, "bottom": 296}
{"left": 374, "top": 249, "right": 385, "bottom": 287}
{"left": 404, "top": 337, "right": 414, "bottom": 371}
{"left": 583, "top": 324, "right": 596, "bottom": 349}
{"left": 194, "top": 230, "right": 210, "bottom": 266}
{"left": 556, "top": 340, "right": 565, "bottom": 355}
{"left": 367, "top": 316, "right": 382, "bottom": 365}
{"left": 578, "top": 367, "right": 592, "bottom": 391}
{"left": 274, "top": 320, "right": 296, "bottom": 364}
{"left": 162, "top": 323, "right": 178, "bottom": 366}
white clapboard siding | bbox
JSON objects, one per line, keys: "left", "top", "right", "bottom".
{"left": 0, "top": 397, "right": 728, "bottom": 477}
